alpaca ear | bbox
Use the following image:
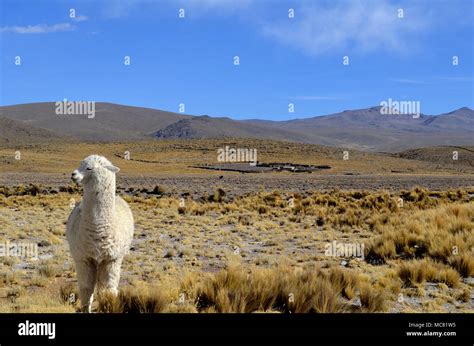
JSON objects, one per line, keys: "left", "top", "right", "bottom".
{"left": 105, "top": 165, "right": 120, "bottom": 173}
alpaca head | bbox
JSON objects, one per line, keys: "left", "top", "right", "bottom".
{"left": 71, "top": 155, "right": 120, "bottom": 186}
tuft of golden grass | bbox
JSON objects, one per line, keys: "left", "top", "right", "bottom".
{"left": 448, "top": 254, "right": 474, "bottom": 278}
{"left": 456, "top": 289, "right": 471, "bottom": 303}
{"left": 97, "top": 287, "right": 169, "bottom": 313}
{"left": 38, "top": 262, "right": 61, "bottom": 278}
{"left": 328, "top": 267, "right": 359, "bottom": 300}
{"left": 366, "top": 202, "right": 474, "bottom": 273}
{"left": 359, "top": 282, "right": 386, "bottom": 312}
{"left": 192, "top": 265, "right": 368, "bottom": 313}
{"left": 397, "top": 259, "right": 460, "bottom": 288}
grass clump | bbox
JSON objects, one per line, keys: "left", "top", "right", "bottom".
{"left": 97, "top": 286, "right": 169, "bottom": 313}
{"left": 192, "top": 265, "right": 372, "bottom": 313}
{"left": 397, "top": 259, "right": 460, "bottom": 288}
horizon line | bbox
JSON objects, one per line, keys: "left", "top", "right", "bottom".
{"left": 0, "top": 100, "right": 472, "bottom": 122}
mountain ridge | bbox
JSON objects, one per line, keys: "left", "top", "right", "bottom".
{"left": 0, "top": 102, "right": 473, "bottom": 152}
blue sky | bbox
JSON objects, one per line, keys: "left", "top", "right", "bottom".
{"left": 1, "top": 0, "right": 473, "bottom": 120}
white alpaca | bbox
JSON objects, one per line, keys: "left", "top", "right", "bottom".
{"left": 66, "top": 155, "right": 134, "bottom": 312}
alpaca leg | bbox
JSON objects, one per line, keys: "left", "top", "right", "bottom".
{"left": 75, "top": 260, "right": 97, "bottom": 313}
{"left": 97, "top": 258, "right": 123, "bottom": 295}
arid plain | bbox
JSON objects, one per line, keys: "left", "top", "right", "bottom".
{"left": 0, "top": 138, "right": 472, "bottom": 313}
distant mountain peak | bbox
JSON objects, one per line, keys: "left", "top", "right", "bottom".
{"left": 455, "top": 106, "right": 473, "bottom": 112}
{"left": 445, "top": 107, "right": 474, "bottom": 116}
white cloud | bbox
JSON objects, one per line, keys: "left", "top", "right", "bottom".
{"left": 103, "top": 0, "right": 252, "bottom": 18}
{"left": 262, "top": 1, "right": 431, "bottom": 56}
{"left": 103, "top": 0, "right": 141, "bottom": 18}
{"left": 390, "top": 78, "right": 427, "bottom": 85}
{"left": 72, "top": 15, "right": 89, "bottom": 22}
{"left": 0, "top": 23, "right": 75, "bottom": 34}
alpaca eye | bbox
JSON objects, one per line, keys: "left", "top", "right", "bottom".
{"left": 86, "top": 167, "right": 92, "bottom": 171}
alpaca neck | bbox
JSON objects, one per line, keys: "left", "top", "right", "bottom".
{"left": 82, "top": 178, "right": 116, "bottom": 226}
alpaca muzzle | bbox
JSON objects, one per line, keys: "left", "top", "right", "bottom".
{"left": 71, "top": 170, "right": 83, "bottom": 184}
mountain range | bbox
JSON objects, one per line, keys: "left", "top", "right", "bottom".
{"left": 0, "top": 102, "right": 473, "bottom": 152}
